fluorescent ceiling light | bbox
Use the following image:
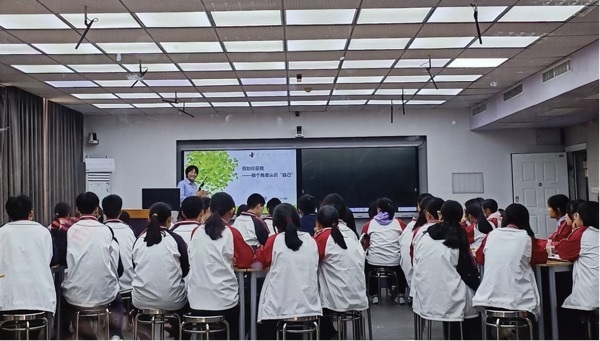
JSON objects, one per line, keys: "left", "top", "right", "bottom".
{"left": 72, "top": 93, "right": 117, "bottom": 99}
{"left": 144, "top": 79, "right": 192, "bottom": 87}
{"left": 434, "top": 74, "right": 481, "bottom": 82}
{"left": 233, "top": 62, "right": 285, "bottom": 70}
{"left": 368, "top": 100, "right": 403, "bottom": 105}
{"left": 133, "top": 103, "right": 173, "bottom": 108}
{"left": 385, "top": 75, "right": 431, "bottom": 83}
{"left": 160, "top": 42, "right": 222, "bottom": 53}
{"left": 342, "top": 60, "right": 395, "bottom": 69}
{"left": 46, "top": 80, "right": 97, "bottom": 88}
{"left": 448, "top": 58, "right": 508, "bottom": 68}
{"left": 288, "top": 61, "right": 340, "bottom": 70}
{"left": 192, "top": 79, "right": 239, "bottom": 86}
{"left": 33, "top": 43, "right": 100, "bottom": 55}
{"left": 135, "top": 12, "right": 210, "bottom": 27}
{"left": 116, "top": 93, "right": 160, "bottom": 99}
{"left": 211, "top": 10, "right": 281, "bottom": 27}
{"left": 290, "top": 77, "right": 334, "bottom": 84}
{"left": 246, "top": 91, "right": 288, "bottom": 97}
{"left": 202, "top": 92, "right": 245, "bottom": 98}
{"left": 395, "top": 59, "right": 450, "bottom": 68}
{"left": 68, "top": 64, "right": 126, "bottom": 73}
{"left": 241, "top": 78, "right": 286, "bottom": 85}
{"left": 287, "top": 39, "right": 347, "bottom": 51}
{"left": 286, "top": 9, "right": 356, "bottom": 25}
{"left": 428, "top": 7, "right": 507, "bottom": 23}
{"left": 12, "top": 64, "right": 73, "bottom": 73}
{"left": 93, "top": 103, "right": 134, "bottom": 109}
{"left": 349, "top": 38, "right": 409, "bottom": 50}
{"left": 358, "top": 8, "right": 431, "bottom": 24}
{"left": 375, "top": 89, "right": 418, "bottom": 95}
{"left": 499, "top": 6, "right": 585, "bottom": 22}
{"left": 0, "top": 14, "right": 69, "bottom": 29}
{"left": 61, "top": 13, "right": 139, "bottom": 28}
{"left": 95, "top": 80, "right": 144, "bottom": 87}
{"left": 224, "top": 40, "right": 283, "bottom": 52}
{"left": 178, "top": 63, "right": 231, "bottom": 71}
{"left": 211, "top": 102, "right": 250, "bottom": 107}
{"left": 251, "top": 101, "right": 288, "bottom": 107}
{"left": 469, "top": 36, "right": 540, "bottom": 48}
{"left": 290, "top": 90, "right": 330, "bottom": 96}
{"left": 175, "top": 102, "right": 210, "bottom": 108}
{"left": 291, "top": 100, "right": 327, "bottom": 105}
{"left": 407, "top": 100, "right": 445, "bottom": 105}
{"left": 333, "top": 89, "right": 374, "bottom": 95}
{"left": 337, "top": 76, "right": 383, "bottom": 83}
{"left": 124, "top": 63, "right": 179, "bottom": 72}
{"left": 417, "top": 88, "right": 463, "bottom": 95}
{"left": 98, "top": 43, "right": 161, "bottom": 54}
{"left": 330, "top": 100, "right": 366, "bottom": 105}
{"left": 160, "top": 92, "right": 203, "bottom": 98}
{"left": 0, "top": 44, "right": 40, "bottom": 55}
{"left": 409, "top": 37, "right": 473, "bottom": 49}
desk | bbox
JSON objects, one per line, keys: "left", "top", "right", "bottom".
{"left": 235, "top": 268, "right": 268, "bottom": 340}
{"left": 52, "top": 265, "right": 66, "bottom": 340}
{"left": 534, "top": 260, "right": 573, "bottom": 340}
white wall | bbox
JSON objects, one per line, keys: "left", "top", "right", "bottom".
{"left": 84, "top": 108, "right": 563, "bottom": 209}
{"left": 565, "top": 118, "right": 599, "bottom": 201}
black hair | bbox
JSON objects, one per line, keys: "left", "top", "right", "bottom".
{"left": 119, "top": 211, "right": 131, "bottom": 224}
{"left": 53, "top": 202, "right": 72, "bottom": 220}
{"left": 547, "top": 194, "right": 570, "bottom": 217}
{"left": 576, "top": 201, "right": 599, "bottom": 228}
{"left": 205, "top": 192, "right": 235, "bottom": 240}
{"left": 465, "top": 197, "right": 485, "bottom": 208}
{"left": 465, "top": 203, "right": 494, "bottom": 234}
{"left": 504, "top": 203, "right": 535, "bottom": 237}
{"left": 266, "top": 198, "right": 282, "bottom": 216}
{"left": 102, "top": 194, "right": 123, "bottom": 219}
{"left": 566, "top": 199, "right": 585, "bottom": 222}
{"left": 185, "top": 165, "right": 199, "bottom": 176}
{"left": 377, "top": 197, "right": 396, "bottom": 220}
{"left": 273, "top": 203, "right": 303, "bottom": 251}
{"left": 481, "top": 199, "right": 498, "bottom": 213}
{"left": 367, "top": 199, "right": 379, "bottom": 219}
{"left": 76, "top": 192, "right": 100, "bottom": 215}
{"left": 5, "top": 195, "right": 33, "bottom": 221}
{"left": 247, "top": 193, "right": 265, "bottom": 209}
{"left": 97, "top": 207, "right": 104, "bottom": 223}
{"left": 415, "top": 196, "right": 435, "bottom": 229}
{"left": 425, "top": 197, "right": 445, "bottom": 220}
{"left": 200, "top": 197, "right": 211, "bottom": 212}
{"left": 145, "top": 202, "right": 171, "bottom": 247}
{"left": 297, "top": 194, "right": 316, "bottom": 215}
{"left": 317, "top": 205, "right": 347, "bottom": 249}
{"left": 438, "top": 200, "right": 467, "bottom": 249}
{"left": 236, "top": 204, "right": 248, "bottom": 216}
{"left": 417, "top": 193, "right": 432, "bottom": 204}
{"left": 321, "top": 193, "right": 357, "bottom": 236}
{"left": 181, "top": 196, "right": 204, "bottom": 220}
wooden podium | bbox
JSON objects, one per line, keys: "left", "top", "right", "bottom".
{"left": 123, "top": 209, "right": 149, "bottom": 236}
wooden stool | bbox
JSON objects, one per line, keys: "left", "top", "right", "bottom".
{"left": 180, "top": 315, "right": 229, "bottom": 340}
{"left": 133, "top": 309, "right": 180, "bottom": 340}
{"left": 483, "top": 310, "right": 533, "bottom": 340}
{"left": 74, "top": 305, "right": 110, "bottom": 340}
{"left": 0, "top": 311, "right": 49, "bottom": 340}
{"left": 276, "top": 316, "right": 320, "bottom": 340}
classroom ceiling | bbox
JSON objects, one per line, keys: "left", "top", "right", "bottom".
{"left": 0, "top": 0, "right": 598, "bottom": 118}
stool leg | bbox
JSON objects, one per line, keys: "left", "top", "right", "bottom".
{"left": 460, "top": 321, "right": 464, "bottom": 340}
{"left": 525, "top": 317, "right": 534, "bottom": 341}
{"left": 25, "top": 321, "right": 30, "bottom": 341}
{"left": 75, "top": 311, "right": 80, "bottom": 340}
{"left": 414, "top": 313, "right": 418, "bottom": 340}
{"left": 159, "top": 317, "right": 165, "bottom": 341}
{"left": 337, "top": 316, "right": 343, "bottom": 340}
{"left": 223, "top": 319, "right": 230, "bottom": 340}
{"left": 150, "top": 315, "right": 155, "bottom": 340}
{"left": 105, "top": 311, "right": 110, "bottom": 340}
{"left": 367, "top": 308, "right": 373, "bottom": 340}
{"left": 206, "top": 321, "right": 211, "bottom": 340}
{"left": 179, "top": 321, "right": 186, "bottom": 341}
{"left": 43, "top": 317, "right": 50, "bottom": 340}
{"left": 427, "top": 320, "right": 432, "bottom": 340}
{"left": 133, "top": 314, "right": 138, "bottom": 340}
{"left": 282, "top": 322, "right": 288, "bottom": 341}
{"left": 314, "top": 321, "right": 320, "bottom": 340}
{"left": 515, "top": 319, "right": 520, "bottom": 341}
{"left": 495, "top": 318, "right": 501, "bottom": 341}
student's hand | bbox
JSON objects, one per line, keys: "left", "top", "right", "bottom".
{"left": 196, "top": 190, "right": 210, "bottom": 198}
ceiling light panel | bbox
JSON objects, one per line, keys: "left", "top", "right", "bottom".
{"left": 290, "top": 77, "right": 334, "bottom": 84}
{"left": 116, "top": 93, "right": 160, "bottom": 99}
{"left": 428, "top": 7, "right": 507, "bottom": 23}
{"left": 178, "top": 63, "right": 231, "bottom": 71}
{"left": 288, "top": 61, "right": 340, "bottom": 70}
{"left": 224, "top": 40, "right": 283, "bottom": 52}
{"left": 46, "top": 81, "right": 98, "bottom": 88}
{"left": 202, "top": 92, "right": 245, "bottom": 98}
{"left": 448, "top": 58, "right": 508, "bottom": 68}
{"left": 211, "top": 10, "right": 281, "bottom": 27}
{"left": 0, "top": 14, "right": 69, "bottom": 29}
{"left": 368, "top": 100, "right": 403, "bottom": 105}
{"left": 246, "top": 91, "right": 288, "bottom": 97}
{"left": 434, "top": 75, "right": 481, "bottom": 82}
{"left": 211, "top": 101, "right": 250, "bottom": 107}
{"left": 123, "top": 63, "right": 179, "bottom": 72}
{"left": 72, "top": 93, "right": 117, "bottom": 99}
{"left": 144, "top": 79, "right": 192, "bottom": 87}
{"left": 287, "top": 39, "right": 347, "bottom": 51}
{"left": 12, "top": 64, "right": 73, "bottom": 73}
{"left": 0, "top": 44, "right": 40, "bottom": 55}
{"left": 337, "top": 76, "right": 383, "bottom": 83}
{"left": 286, "top": 9, "right": 356, "bottom": 25}
{"left": 68, "top": 64, "right": 126, "bottom": 73}
{"left": 95, "top": 80, "right": 144, "bottom": 87}
{"left": 469, "top": 36, "right": 540, "bottom": 48}
{"left": 241, "top": 78, "right": 287, "bottom": 85}
{"left": 375, "top": 89, "right": 418, "bottom": 95}
{"left": 160, "top": 92, "right": 203, "bottom": 98}
{"left": 332, "top": 89, "right": 374, "bottom": 95}
{"left": 192, "top": 79, "right": 239, "bottom": 86}
{"left": 176, "top": 102, "right": 211, "bottom": 108}
{"left": 98, "top": 43, "right": 161, "bottom": 54}
{"left": 61, "top": 13, "right": 140, "bottom": 29}
{"left": 358, "top": 8, "right": 431, "bottom": 24}
{"left": 33, "top": 43, "right": 100, "bottom": 54}
{"left": 290, "top": 90, "right": 331, "bottom": 96}
{"left": 291, "top": 100, "right": 327, "bottom": 105}
{"left": 499, "top": 6, "right": 585, "bottom": 22}
{"left": 135, "top": 12, "right": 211, "bottom": 27}
{"left": 160, "top": 42, "right": 222, "bottom": 53}
{"left": 133, "top": 103, "right": 173, "bottom": 108}
{"left": 233, "top": 62, "right": 286, "bottom": 70}
{"left": 407, "top": 100, "right": 446, "bottom": 105}
{"left": 410, "top": 37, "right": 474, "bottom": 49}
{"left": 349, "top": 38, "right": 409, "bottom": 50}
{"left": 342, "top": 60, "right": 395, "bottom": 69}
{"left": 251, "top": 101, "right": 288, "bottom": 107}
{"left": 93, "top": 103, "right": 133, "bottom": 109}
{"left": 385, "top": 75, "right": 431, "bottom": 83}
{"left": 395, "top": 59, "right": 450, "bottom": 68}
{"left": 330, "top": 100, "right": 366, "bottom": 105}
{"left": 417, "top": 88, "right": 463, "bottom": 95}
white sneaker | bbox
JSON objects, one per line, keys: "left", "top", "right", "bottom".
{"left": 110, "top": 336, "right": 123, "bottom": 340}
{"left": 371, "top": 295, "right": 379, "bottom": 304}
{"left": 395, "top": 294, "right": 406, "bottom": 305}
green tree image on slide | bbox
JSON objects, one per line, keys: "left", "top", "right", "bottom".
{"left": 186, "top": 151, "right": 239, "bottom": 192}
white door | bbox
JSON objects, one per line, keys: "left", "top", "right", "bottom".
{"left": 512, "top": 153, "right": 568, "bottom": 238}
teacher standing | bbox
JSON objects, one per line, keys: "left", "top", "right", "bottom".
{"left": 178, "top": 165, "right": 209, "bottom": 204}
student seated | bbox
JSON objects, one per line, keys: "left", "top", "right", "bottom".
{"left": 314, "top": 205, "right": 368, "bottom": 339}
{"left": 473, "top": 203, "right": 547, "bottom": 337}
{"left": 233, "top": 193, "right": 270, "bottom": 249}
{"left": 49, "top": 201, "right": 71, "bottom": 232}
{"left": 412, "top": 200, "right": 481, "bottom": 340}
{"left": 297, "top": 194, "right": 317, "bottom": 236}
{"left": 321, "top": 193, "right": 359, "bottom": 240}
{"left": 199, "top": 197, "right": 211, "bottom": 223}
{"left": 481, "top": 199, "right": 502, "bottom": 228}
{"left": 263, "top": 197, "right": 281, "bottom": 235}
{"left": 186, "top": 192, "right": 254, "bottom": 340}
{"left": 59, "top": 192, "right": 124, "bottom": 339}
{"left": 255, "top": 203, "right": 321, "bottom": 339}
{"left": 547, "top": 194, "right": 571, "bottom": 245}
{"left": 464, "top": 203, "right": 494, "bottom": 251}
{"left": 0, "top": 196, "right": 56, "bottom": 327}
{"left": 556, "top": 201, "right": 599, "bottom": 340}
{"left": 170, "top": 196, "right": 204, "bottom": 244}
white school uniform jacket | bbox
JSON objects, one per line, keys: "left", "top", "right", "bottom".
{"left": 105, "top": 219, "right": 136, "bottom": 294}
{"left": 257, "top": 232, "right": 322, "bottom": 321}
{"left": 187, "top": 224, "right": 255, "bottom": 311}
{"left": 487, "top": 211, "right": 502, "bottom": 229}
{"left": 233, "top": 212, "right": 270, "bottom": 248}
{"left": 263, "top": 217, "right": 276, "bottom": 235}
{"left": 170, "top": 220, "right": 201, "bottom": 246}
{"left": 132, "top": 229, "right": 188, "bottom": 311}
{"left": 412, "top": 231, "right": 478, "bottom": 321}
{"left": 472, "top": 227, "right": 541, "bottom": 316}
{"left": 314, "top": 228, "right": 369, "bottom": 312}
{"left": 399, "top": 221, "right": 436, "bottom": 291}
{"left": 62, "top": 216, "right": 120, "bottom": 307}
{"left": 0, "top": 221, "right": 56, "bottom": 313}
{"left": 556, "top": 226, "right": 599, "bottom": 311}
{"left": 362, "top": 219, "right": 403, "bottom": 266}
{"left": 338, "top": 220, "right": 359, "bottom": 242}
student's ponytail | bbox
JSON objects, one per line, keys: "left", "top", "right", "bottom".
{"left": 330, "top": 221, "right": 348, "bottom": 250}
{"left": 505, "top": 203, "right": 535, "bottom": 237}
{"left": 205, "top": 192, "right": 235, "bottom": 240}
{"left": 284, "top": 221, "right": 303, "bottom": 251}
{"left": 53, "top": 202, "right": 71, "bottom": 225}
{"left": 466, "top": 203, "right": 493, "bottom": 234}
{"left": 274, "top": 203, "right": 303, "bottom": 251}
{"left": 145, "top": 202, "right": 171, "bottom": 247}
{"left": 439, "top": 200, "right": 468, "bottom": 250}
{"left": 414, "top": 196, "right": 434, "bottom": 229}
{"left": 317, "top": 205, "right": 347, "bottom": 249}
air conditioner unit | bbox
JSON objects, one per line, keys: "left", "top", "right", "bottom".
{"left": 84, "top": 158, "right": 115, "bottom": 204}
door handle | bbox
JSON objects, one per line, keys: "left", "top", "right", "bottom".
{"left": 515, "top": 196, "right": 520, "bottom": 203}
